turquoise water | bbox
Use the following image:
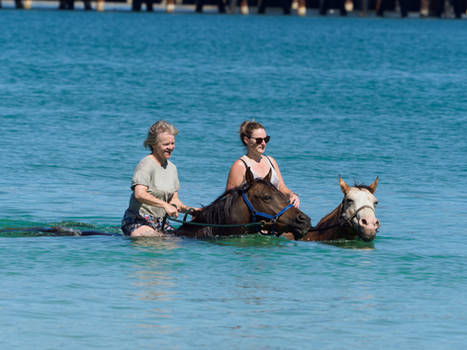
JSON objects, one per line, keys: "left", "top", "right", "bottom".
{"left": 1, "top": 10, "right": 467, "bottom": 349}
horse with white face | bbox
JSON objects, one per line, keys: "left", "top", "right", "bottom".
{"left": 302, "top": 176, "right": 380, "bottom": 242}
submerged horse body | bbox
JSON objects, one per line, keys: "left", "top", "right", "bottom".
{"left": 174, "top": 168, "right": 311, "bottom": 239}
{"left": 302, "top": 176, "right": 380, "bottom": 242}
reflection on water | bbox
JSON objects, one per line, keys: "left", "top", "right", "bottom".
{"left": 208, "top": 234, "right": 298, "bottom": 248}
{"left": 129, "top": 237, "right": 182, "bottom": 335}
{"left": 130, "top": 236, "right": 183, "bottom": 251}
{"left": 134, "top": 268, "right": 176, "bottom": 302}
{"left": 127, "top": 234, "right": 290, "bottom": 338}
{"left": 325, "top": 240, "right": 375, "bottom": 250}
{"left": 208, "top": 234, "right": 375, "bottom": 250}
{"left": 130, "top": 236, "right": 184, "bottom": 305}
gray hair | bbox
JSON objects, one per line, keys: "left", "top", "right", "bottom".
{"left": 143, "top": 120, "right": 178, "bottom": 151}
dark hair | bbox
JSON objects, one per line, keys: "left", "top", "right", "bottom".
{"left": 239, "top": 120, "right": 265, "bottom": 146}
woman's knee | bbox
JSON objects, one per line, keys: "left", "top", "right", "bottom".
{"left": 130, "top": 225, "right": 164, "bottom": 237}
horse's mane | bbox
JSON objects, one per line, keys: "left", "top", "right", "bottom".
{"left": 316, "top": 202, "right": 342, "bottom": 227}
{"left": 191, "top": 178, "right": 273, "bottom": 225}
{"left": 353, "top": 182, "right": 372, "bottom": 192}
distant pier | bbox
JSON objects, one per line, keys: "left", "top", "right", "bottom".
{"left": 0, "top": 0, "right": 466, "bottom": 18}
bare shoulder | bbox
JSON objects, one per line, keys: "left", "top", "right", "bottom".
{"left": 266, "top": 155, "right": 280, "bottom": 168}
{"left": 231, "top": 158, "right": 247, "bottom": 171}
{"left": 226, "top": 158, "right": 248, "bottom": 190}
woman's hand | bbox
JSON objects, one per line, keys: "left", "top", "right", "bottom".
{"left": 187, "top": 207, "right": 202, "bottom": 215}
{"left": 289, "top": 192, "right": 300, "bottom": 208}
{"left": 164, "top": 203, "right": 178, "bottom": 218}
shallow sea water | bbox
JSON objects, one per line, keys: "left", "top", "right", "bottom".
{"left": 1, "top": 10, "right": 467, "bottom": 349}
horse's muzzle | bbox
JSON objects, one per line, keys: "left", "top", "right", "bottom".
{"left": 293, "top": 212, "right": 311, "bottom": 236}
{"left": 357, "top": 216, "right": 379, "bottom": 242}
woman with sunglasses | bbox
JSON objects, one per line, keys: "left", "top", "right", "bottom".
{"left": 226, "top": 120, "right": 300, "bottom": 208}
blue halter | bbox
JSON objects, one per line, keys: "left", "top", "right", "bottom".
{"left": 241, "top": 190, "right": 294, "bottom": 235}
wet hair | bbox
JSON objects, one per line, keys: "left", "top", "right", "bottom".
{"left": 143, "top": 120, "right": 178, "bottom": 151}
{"left": 239, "top": 120, "right": 265, "bottom": 146}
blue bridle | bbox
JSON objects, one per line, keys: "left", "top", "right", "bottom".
{"left": 241, "top": 190, "right": 294, "bottom": 235}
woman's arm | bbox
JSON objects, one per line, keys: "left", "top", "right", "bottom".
{"left": 134, "top": 184, "right": 178, "bottom": 217}
{"left": 269, "top": 157, "right": 300, "bottom": 208}
{"left": 225, "top": 159, "right": 247, "bottom": 191}
{"left": 170, "top": 192, "right": 201, "bottom": 214}
{"left": 169, "top": 191, "right": 191, "bottom": 214}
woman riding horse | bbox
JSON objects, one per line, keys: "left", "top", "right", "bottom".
{"left": 121, "top": 120, "right": 199, "bottom": 238}
{"left": 226, "top": 120, "right": 300, "bottom": 209}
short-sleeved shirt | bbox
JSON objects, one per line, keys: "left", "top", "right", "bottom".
{"left": 126, "top": 155, "right": 180, "bottom": 219}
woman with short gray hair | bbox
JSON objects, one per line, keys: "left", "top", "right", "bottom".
{"left": 121, "top": 120, "right": 196, "bottom": 237}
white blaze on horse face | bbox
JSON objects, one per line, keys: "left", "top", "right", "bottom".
{"left": 343, "top": 188, "right": 380, "bottom": 239}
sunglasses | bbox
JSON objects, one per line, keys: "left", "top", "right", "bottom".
{"left": 251, "top": 136, "right": 270, "bottom": 145}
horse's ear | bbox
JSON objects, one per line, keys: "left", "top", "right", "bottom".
{"left": 264, "top": 169, "right": 272, "bottom": 183}
{"left": 368, "top": 176, "right": 379, "bottom": 194}
{"left": 245, "top": 167, "right": 255, "bottom": 186}
{"left": 339, "top": 175, "right": 350, "bottom": 194}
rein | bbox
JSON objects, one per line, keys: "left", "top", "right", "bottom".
{"left": 165, "top": 189, "right": 293, "bottom": 235}
{"left": 166, "top": 216, "right": 266, "bottom": 229}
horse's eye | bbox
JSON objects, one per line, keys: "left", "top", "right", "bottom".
{"left": 346, "top": 198, "right": 354, "bottom": 204}
{"left": 263, "top": 195, "right": 272, "bottom": 201}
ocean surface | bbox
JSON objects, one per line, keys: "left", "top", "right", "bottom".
{"left": 1, "top": 10, "right": 467, "bottom": 349}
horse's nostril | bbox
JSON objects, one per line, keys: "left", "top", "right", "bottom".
{"left": 297, "top": 213, "right": 307, "bottom": 223}
{"left": 376, "top": 220, "right": 380, "bottom": 228}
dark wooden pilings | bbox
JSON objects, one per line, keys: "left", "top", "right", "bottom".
{"left": 0, "top": 0, "right": 101, "bottom": 10}
{"left": 1, "top": 0, "right": 466, "bottom": 17}
{"left": 374, "top": 0, "right": 466, "bottom": 17}
{"left": 131, "top": 0, "right": 155, "bottom": 11}
{"left": 319, "top": 0, "right": 349, "bottom": 15}
{"left": 258, "top": 0, "right": 292, "bottom": 14}
{"left": 131, "top": 0, "right": 175, "bottom": 12}
{"left": 429, "top": 0, "right": 466, "bottom": 17}
{"left": 195, "top": 0, "right": 226, "bottom": 13}
{"left": 58, "top": 0, "right": 92, "bottom": 10}
{"left": 237, "top": 0, "right": 306, "bottom": 14}
{"left": 225, "top": 0, "right": 466, "bottom": 16}
{"left": 1, "top": 0, "right": 30, "bottom": 9}
{"left": 376, "top": 0, "right": 409, "bottom": 16}
{"left": 317, "top": 0, "right": 466, "bottom": 17}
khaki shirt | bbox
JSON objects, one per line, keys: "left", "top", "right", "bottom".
{"left": 126, "top": 155, "right": 180, "bottom": 218}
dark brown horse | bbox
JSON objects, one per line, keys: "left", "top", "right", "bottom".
{"left": 174, "top": 167, "right": 311, "bottom": 239}
{"left": 302, "top": 176, "right": 380, "bottom": 242}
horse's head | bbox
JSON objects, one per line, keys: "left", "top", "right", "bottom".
{"left": 339, "top": 176, "right": 380, "bottom": 242}
{"left": 243, "top": 168, "right": 311, "bottom": 238}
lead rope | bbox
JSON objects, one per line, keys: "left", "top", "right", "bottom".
{"left": 164, "top": 204, "right": 267, "bottom": 230}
